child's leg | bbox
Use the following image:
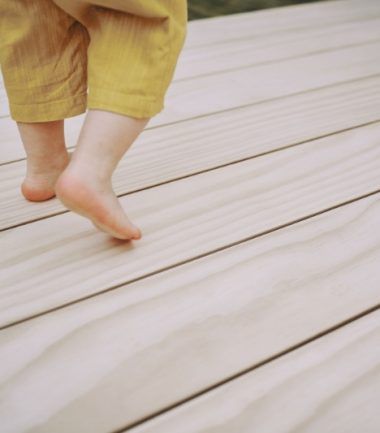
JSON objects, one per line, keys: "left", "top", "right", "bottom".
{"left": 55, "top": 110, "right": 149, "bottom": 240}
{"left": 17, "top": 120, "right": 69, "bottom": 201}
{"left": 54, "top": 1, "right": 187, "bottom": 240}
{"left": 0, "top": 0, "right": 89, "bottom": 200}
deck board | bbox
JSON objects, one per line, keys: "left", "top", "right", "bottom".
{"left": 0, "top": 1, "right": 379, "bottom": 432}
{"left": 175, "top": 18, "right": 380, "bottom": 80}
{"left": 1, "top": 192, "right": 379, "bottom": 432}
{"left": 184, "top": 0, "right": 380, "bottom": 47}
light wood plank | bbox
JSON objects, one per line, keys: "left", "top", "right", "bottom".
{"left": 175, "top": 18, "right": 380, "bottom": 81}
{"left": 1, "top": 122, "right": 380, "bottom": 327}
{"left": 129, "top": 310, "right": 380, "bottom": 433}
{"left": 1, "top": 40, "right": 379, "bottom": 165}
{"left": 1, "top": 75, "right": 380, "bottom": 231}
{"left": 185, "top": 0, "right": 380, "bottom": 48}
{"left": 1, "top": 193, "right": 379, "bottom": 433}
{"left": 156, "top": 42, "right": 380, "bottom": 126}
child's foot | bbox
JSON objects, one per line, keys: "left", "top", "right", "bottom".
{"left": 21, "top": 151, "right": 70, "bottom": 202}
{"left": 54, "top": 109, "right": 149, "bottom": 240}
{"left": 16, "top": 119, "right": 69, "bottom": 202}
{"left": 55, "top": 166, "right": 142, "bottom": 240}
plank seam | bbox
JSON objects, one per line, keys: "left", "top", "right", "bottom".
{"left": 175, "top": 38, "right": 380, "bottom": 82}
{"left": 184, "top": 15, "right": 380, "bottom": 49}
{"left": 114, "top": 303, "right": 380, "bottom": 433}
{"left": 0, "top": 72, "right": 379, "bottom": 168}
{"left": 1, "top": 119, "right": 380, "bottom": 232}
{"left": 116, "top": 73, "right": 380, "bottom": 130}
{"left": 1, "top": 188, "right": 379, "bottom": 331}
{"left": 1, "top": 38, "right": 379, "bottom": 123}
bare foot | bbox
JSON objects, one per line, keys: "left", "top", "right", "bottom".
{"left": 55, "top": 167, "right": 142, "bottom": 240}
{"left": 17, "top": 119, "right": 70, "bottom": 202}
{"left": 21, "top": 151, "right": 70, "bottom": 201}
{"left": 53, "top": 109, "right": 148, "bottom": 239}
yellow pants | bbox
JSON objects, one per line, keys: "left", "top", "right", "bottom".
{"left": 0, "top": 0, "right": 187, "bottom": 122}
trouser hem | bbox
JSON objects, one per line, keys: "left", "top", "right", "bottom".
{"left": 9, "top": 93, "right": 87, "bottom": 122}
{"left": 88, "top": 88, "right": 164, "bottom": 119}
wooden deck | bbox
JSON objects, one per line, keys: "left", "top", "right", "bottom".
{"left": 1, "top": 0, "right": 380, "bottom": 431}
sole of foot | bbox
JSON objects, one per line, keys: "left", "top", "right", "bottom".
{"left": 21, "top": 178, "right": 57, "bottom": 202}
{"left": 55, "top": 169, "right": 142, "bottom": 241}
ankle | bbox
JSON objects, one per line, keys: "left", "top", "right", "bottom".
{"left": 60, "top": 159, "right": 113, "bottom": 189}
{"left": 67, "top": 152, "right": 114, "bottom": 182}
{"left": 18, "top": 120, "right": 66, "bottom": 159}
{"left": 26, "top": 149, "right": 70, "bottom": 176}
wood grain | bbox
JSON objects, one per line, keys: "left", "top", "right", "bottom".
{"left": 155, "top": 42, "right": 380, "bottom": 127}
{"left": 0, "top": 3, "right": 379, "bottom": 432}
{"left": 128, "top": 310, "right": 380, "bottom": 433}
{"left": 185, "top": 0, "right": 380, "bottom": 48}
{"left": 0, "top": 192, "right": 379, "bottom": 433}
{"left": 1, "top": 122, "right": 380, "bottom": 328}
{"left": 1, "top": 75, "right": 380, "bottom": 231}
{"left": 175, "top": 18, "right": 380, "bottom": 81}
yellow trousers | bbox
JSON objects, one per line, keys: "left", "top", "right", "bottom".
{"left": 0, "top": 0, "right": 187, "bottom": 122}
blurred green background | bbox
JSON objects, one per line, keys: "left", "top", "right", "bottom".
{"left": 188, "top": 0, "right": 325, "bottom": 20}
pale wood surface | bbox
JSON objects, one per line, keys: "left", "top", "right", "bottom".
{"left": 1, "top": 122, "right": 380, "bottom": 328}
{"left": 0, "top": 1, "right": 380, "bottom": 432}
{"left": 176, "top": 18, "right": 380, "bottom": 80}
{"left": 184, "top": 0, "right": 380, "bottom": 47}
{"left": 1, "top": 193, "right": 379, "bottom": 432}
{"left": 128, "top": 310, "right": 380, "bottom": 433}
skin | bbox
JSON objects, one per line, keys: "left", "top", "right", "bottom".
{"left": 18, "top": 109, "right": 150, "bottom": 240}
{"left": 18, "top": 119, "right": 70, "bottom": 202}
